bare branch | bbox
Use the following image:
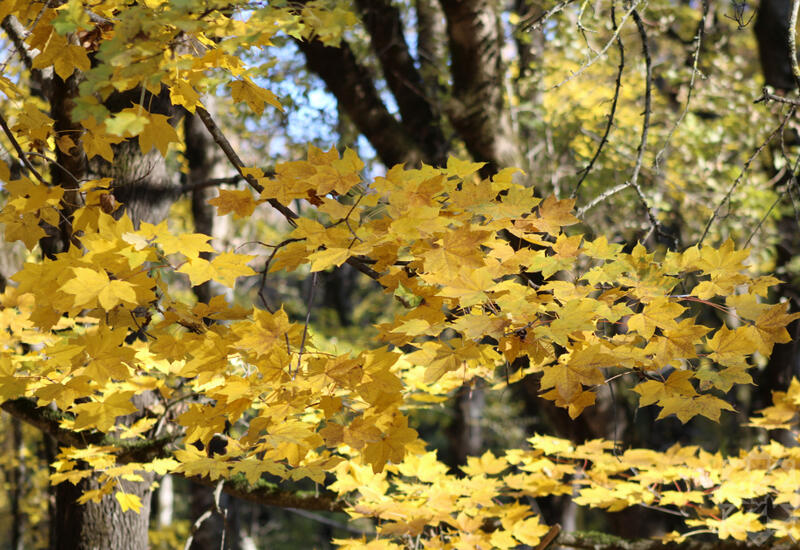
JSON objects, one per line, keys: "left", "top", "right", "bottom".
{"left": 790, "top": 0, "right": 800, "bottom": 90}
{"left": 572, "top": 1, "right": 624, "bottom": 199}
{"left": 698, "top": 107, "right": 794, "bottom": 245}
{"left": 550, "top": 0, "right": 641, "bottom": 90}
{"left": 654, "top": 0, "right": 709, "bottom": 170}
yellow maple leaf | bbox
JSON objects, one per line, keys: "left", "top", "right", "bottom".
{"left": 706, "top": 325, "right": 754, "bottom": 367}
{"left": 168, "top": 78, "right": 204, "bottom": 112}
{"left": 207, "top": 189, "right": 258, "bottom": 219}
{"left": 363, "top": 415, "right": 417, "bottom": 473}
{"left": 628, "top": 298, "right": 685, "bottom": 340}
{"left": 512, "top": 517, "right": 550, "bottom": 546}
{"left": 309, "top": 247, "right": 352, "bottom": 272}
{"left": 115, "top": 491, "right": 144, "bottom": 514}
{"left": 81, "top": 117, "right": 123, "bottom": 162}
{"left": 105, "top": 108, "right": 150, "bottom": 137}
{"left": 70, "top": 391, "right": 138, "bottom": 432}
{"left": 523, "top": 194, "right": 580, "bottom": 235}
{"left": 61, "top": 267, "right": 136, "bottom": 310}
{"left": 445, "top": 157, "right": 486, "bottom": 178}
{"left": 707, "top": 511, "right": 763, "bottom": 540}
{"left": 210, "top": 252, "right": 256, "bottom": 286}
{"left": 138, "top": 113, "right": 179, "bottom": 156}
{"left": 748, "top": 303, "right": 800, "bottom": 356}
{"left": 229, "top": 77, "right": 282, "bottom": 115}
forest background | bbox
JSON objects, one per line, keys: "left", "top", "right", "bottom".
{"left": 1, "top": 0, "right": 800, "bottom": 549}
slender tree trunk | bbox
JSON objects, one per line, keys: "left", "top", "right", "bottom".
{"left": 9, "top": 416, "right": 26, "bottom": 550}
{"left": 447, "top": 383, "right": 485, "bottom": 466}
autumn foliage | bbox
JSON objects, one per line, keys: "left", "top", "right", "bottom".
{"left": 1, "top": 0, "right": 800, "bottom": 548}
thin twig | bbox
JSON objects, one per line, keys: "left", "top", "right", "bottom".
{"left": 654, "top": 0, "right": 708, "bottom": 170}
{"left": 629, "top": 9, "right": 675, "bottom": 247}
{"left": 551, "top": 0, "right": 642, "bottom": 90}
{"left": 256, "top": 238, "right": 304, "bottom": 314}
{"left": 294, "top": 271, "right": 318, "bottom": 377}
{"left": 573, "top": 0, "right": 624, "bottom": 199}
{"left": 0, "top": 112, "right": 47, "bottom": 184}
{"left": 194, "top": 106, "right": 381, "bottom": 282}
{"left": 577, "top": 181, "right": 631, "bottom": 217}
{"left": 194, "top": 106, "right": 298, "bottom": 225}
{"left": 755, "top": 88, "right": 800, "bottom": 106}
{"left": 520, "top": 0, "right": 576, "bottom": 32}
{"left": 790, "top": 0, "right": 800, "bottom": 90}
{"left": 23, "top": 151, "right": 81, "bottom": 184}
{"left": 698, "top": 107, "right": 794, "bottom": 245}
{"left": 744, "top": 190, "right": 784, "bottom": 247}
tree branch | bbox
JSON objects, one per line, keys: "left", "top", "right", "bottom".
{"left": 194, "top": 106, "right": 380, "bottom": 281}
{"left": 354, "top": 0, "right": 447, "bottom": 165}
{"left": 2, "top": 397, "right": 346, "bottom": 512}
{"left": 439, "top": 0, "right": 519, "bottom": 176}
{"left": 295, "top": 37, "right": 427, "bottom": 168}
{"left": 0, "top": 112, "right": 47, "bottom": 184}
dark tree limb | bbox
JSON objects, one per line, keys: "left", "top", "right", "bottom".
{"left": 295, "top": 37, "right": 428, "bottom": 168}
{"left": 354, "top": 0, "right": 447, "bottom": 165}
{"left": 754, "top": 0, "right": 797, "bottom": 91}
{"left": 439, "top": 0, "right": 520, "bottom": 177}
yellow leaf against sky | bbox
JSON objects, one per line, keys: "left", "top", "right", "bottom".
{"left": 229, "top": 77, "right": 282, "bottom": 115}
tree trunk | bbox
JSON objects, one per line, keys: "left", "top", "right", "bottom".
{"left": 53, "top": 473, "right": 154, "bottom": 550}
{"left": 46, "top": 75, "right": 179, "bottom": 548}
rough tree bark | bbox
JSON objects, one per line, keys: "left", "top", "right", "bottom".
{"left": 44, "top": 71, "right": 180, "bottom": 549}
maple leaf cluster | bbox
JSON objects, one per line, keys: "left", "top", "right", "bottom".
{"left": 0, "top": 0, "right": 798, "bottom": 547}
